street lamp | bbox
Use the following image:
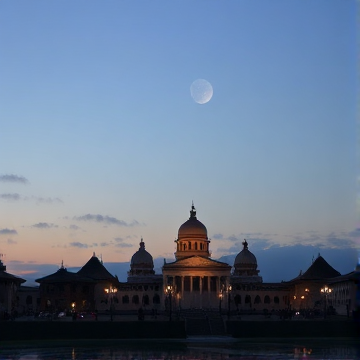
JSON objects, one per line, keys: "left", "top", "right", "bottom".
{"left": 320, "top": 286, "right": 332, "bottom": 319}
{"left": 105, "top": 285, "right": 117, "bottom": 321}
{"left": 166, "top": 285, "right": 173, "bottom": 321}
{"left": 227, "top": 285, "right": 232, "bottom": 319}
{"left": 219, "top": 290, "right": 223, "bottom": 314}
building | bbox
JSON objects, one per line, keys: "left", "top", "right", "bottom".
{"left": 15, "top": 204, "right": 360, "bottom": 318}
{"left": 0, "top": 255, "right": 25, "bottom": 319}
{"left": 163, "top": 204, "right": 231, "bottom": 310}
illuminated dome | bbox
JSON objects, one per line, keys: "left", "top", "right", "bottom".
{"left": 178, "top": 204, "right": 208, "bottom": 240}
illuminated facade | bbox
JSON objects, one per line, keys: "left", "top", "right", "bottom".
{"left": 15, "top": 205, "right": 360, "bottom": 317}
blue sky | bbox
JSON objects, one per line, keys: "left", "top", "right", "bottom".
{"left": 0, "top": 0, "right": 358, "bottom": 283}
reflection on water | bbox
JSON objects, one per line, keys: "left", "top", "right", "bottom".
{"left": 1, "top": 339, "right": 359, "bottom": 360}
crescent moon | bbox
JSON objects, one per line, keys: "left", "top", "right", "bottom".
{"left": 190, "top": 79, "right": 213, "bottom": 104}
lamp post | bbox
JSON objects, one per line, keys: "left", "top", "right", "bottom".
{"left": 227, "top": 285, "right": 232, "bottom": 319}
{"left": 320, "top": 286, "right": 332, "bottom": 319}
{"left": 105, "top": 285, "right": 117, "bottom": 321}
{"left": 166, "top": 285, "right": 173, "bottom": 321}
{"left": 219, "top": 290, "right": 223, "bottom": 314}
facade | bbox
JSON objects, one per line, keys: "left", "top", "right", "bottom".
{"left": 36, "top": 256, "right": 117, "bottom": 313}
{"left": 14, "top": 204, "right": 360, "bottom": 318}
{"left": 103, "top": 239, "right": 163, "bottom": 314}
{"left": 0, "top": 256, "right": 25, "bottom": 319}
{"left": 163, "top": 205, "right": 231, "bottom": 309}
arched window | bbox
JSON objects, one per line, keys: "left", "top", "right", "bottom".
{"left": 153, "top": 294, "right": 160, "bottom": 304}
{"left": 264, "top": 295, "right": 270, "bottom": 304}
{"left": 274, "top": 296, "right": 279, "bottom": 304}
{"left": 122, "top": 295, "right": 129, "bottom": 304}
{"left": 254, "top": 295, "right": 261, "bottom": 304}
{"left": 245, "top": 295, "right": 251, "bottom": 304}
{"left": 188, "top": 241, "right": 191, "bottom": 250}
{"left": 113, "top": 297, "right": 119, "bottom": 304}
{"left": 132, "top": 295, "right": 139, "bottom": 304}
{"left": 142, "top": 295, "right": 149, "bottom": 306}
{"left": 195, "top": 242, "right": 198, "bottom": 250}
{"left": 200, "top": 243, "right": 203, "bottom": 250}
{"left": 234, "top": 294, "right": 241, "bottom": 305}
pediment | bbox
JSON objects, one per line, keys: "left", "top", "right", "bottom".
{"left": 164, "top": 256, "right": 231, "bottom": 269}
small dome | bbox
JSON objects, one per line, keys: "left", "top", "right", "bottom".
{"left": 178, "top": 204, "right": 208, "bottom": 240}
{"left": 234, "top": 240, "right": 257, "bottom": 266}
{"left": 131, "top": 238, "right": 154, "bottom": 267}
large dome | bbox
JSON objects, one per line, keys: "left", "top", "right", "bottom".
{"left": 234, "top": 240, "right": 257, "bottom": 266}
{"left": 178, "top": 204, "right": 208, "bottom": 240}
{"left": 130, "top": 239, "right": 154, "bottom": 267}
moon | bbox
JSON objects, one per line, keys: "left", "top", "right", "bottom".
{"left": 190, "top": 79, "right": 213, "bottom": 104}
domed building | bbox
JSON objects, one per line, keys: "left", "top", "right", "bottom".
{"left": 163, "top": 204, "right": 231, "bottom": 309}
{"left": 175, "top": 205, "right": 210, "bottom": 260}
{"left": 233, "top": 239, "right": 262, "bottom": 282}
{"left": 109, "top": 238, "right": 163, "bottom": 313}
{"left": 128, "top": 238, "right": 155, "bottom": 280}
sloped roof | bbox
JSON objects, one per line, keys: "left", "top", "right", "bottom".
{"left": 77, "top": 255, "right": 116, "bottom": 281}
{"left": 36, "top": 267, "right": 93, "bottom": 283}
{"left": 0, "top": 270, "right": 26, "bottom": 284}
{"left": 292, "top": 256, "right": 341, "bottom": 281}
{"left": 163, "top": 255, "right": 231, "bottom": 269}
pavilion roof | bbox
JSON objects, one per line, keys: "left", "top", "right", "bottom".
{"left": 77, "top": 255, "right": 116, "bottom": 281}
{"left": 36, "top": 267, "right": 94, "bottom": 283}
{"left": 0, "top": 270, "right": 26, "bottom": 284}
{"left": 290, "top": 255, "right": 340, "bottom": 281}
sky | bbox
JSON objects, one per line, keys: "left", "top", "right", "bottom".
{"left": 0, "top": 0, "right": 358, "bottom": 284}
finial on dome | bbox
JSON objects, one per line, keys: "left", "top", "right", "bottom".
{"left": 242, "top": 239, "right": 248, "bottom": 250}
{"left": 92, "top": 252, "right": 96, "bottom": 257}
{"left": 139, "top": 237, "right": 145, "bottom": 250}
{"left": 190, "top": 202, "right": 197, "bottom": 218}
{"left": 60, "top": 260, "right": 64, "bottom": 269}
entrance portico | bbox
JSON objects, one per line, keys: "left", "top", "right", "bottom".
{"left": 162, "top": 204, "right": 231, "bottom": 310}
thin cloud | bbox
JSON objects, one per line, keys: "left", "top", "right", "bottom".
{"left": 69, "top": 224, "right": 81, "bottom": 230}
{"left": 31, "top": 222, "right": 58, "bottom": 229}
{"left": 69, "top": 242, "right": 89, "bottom": 249}
{"left": 0, "top": 174, "right": 29, "bottom": 184}
{"left": 212, "top": 233, "right": 223, "bottom": 240}
{"left": 228, "top": 235, "right": 239, "bottom": 242}
{"left": 73, "top": 214, "right": 139, "bottom": 227}
{"left": 0, "top": 228, "right": 18, "bottom": 235}
{"left": 32, "top": 196, "right": 63, "bottom": 204}
{"left": 115, "top": 242, "right": 133, "bottom": 248}
{"left": 0, "top": 194, "right": 62, "bottom": 204}
{"left": 7, "top": 239, "right": 17, "bottom": 245}
{"left": 0, "top": 193, "right": 20, "bottom": 201}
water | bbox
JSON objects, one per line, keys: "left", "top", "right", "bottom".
{"left": 1, "top": 338, "right": 359, "bottom": 359}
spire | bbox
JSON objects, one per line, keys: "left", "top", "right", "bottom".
{"left": 0, "top": 253, "right": 5, "bottom": 271}
{"left": 242, "top": 239, "right": 248, "bottom": 250}
{"left": 139, "top": 237, "right": 145, "bottom": 250}
{"left": 190, "top": 202, "right": 197, "bottom": 218}
{"left": 60, "top": 260, "right": 64, "bottom": 269}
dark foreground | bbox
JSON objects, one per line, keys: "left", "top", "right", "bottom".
{"left": 1, "top": 319, "right": 359, "bottom": 341}
{"left": 1, "top": 338, "right": 360, "bottom": 359}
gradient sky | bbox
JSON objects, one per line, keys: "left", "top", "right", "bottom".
{"left": 0, "top": 0, "right": 358, "bottom": 283}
